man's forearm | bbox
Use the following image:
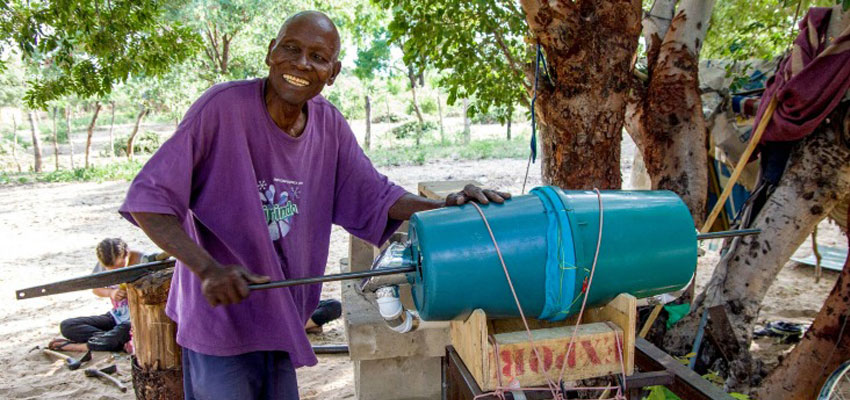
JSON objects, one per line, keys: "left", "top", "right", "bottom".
{"left": 130, "top": 212, "right": 219, "bottom": 278}
{"left": 388, "top": 193, "right": 444, "bottom": 221}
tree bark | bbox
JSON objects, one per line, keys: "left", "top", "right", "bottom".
{"left": 66, "top": 105, "right": 75, "bottom": 170}
{"left": 437, "top": 92, "right": 445, "bottom": 143}
{"left": 520, "top": 0, "right": 642, "bottom": 190}
{"left": 109, "top": 101, "right": 116, "bottom": 160}
{"left": 757, "top": 212, "right": 850, "bottom": 399}
{"left": 27, "top": 111, "right": 43, "bottom": 173}
{"left": 462, "top": 98, "right": 470, "bottom": 145}
{"left": 506, "top": 118, "right": 512, "bottom": 141}
{"left": 665, "top": 104, "right": 850, "bottom": 391}
{"left": 127, "top": 105, "right": 148, "bottom": 160}
{"left": 11, "top": 114, "right": 21, "bottom": 173}
{"left": 364, "top": 95, "right": 371, "bottom": 150}
{"left": 52, "top": 107, "right": 59, "bottom": 170}
{"left": 626, "top": 0, "right": 714, "bottom": 222}
{"left": 84, "top": 101, "right": 102, "bottom": 168}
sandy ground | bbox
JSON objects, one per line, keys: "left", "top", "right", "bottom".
{"left": 0, "top": 125, "right": 845, "bottom": 399}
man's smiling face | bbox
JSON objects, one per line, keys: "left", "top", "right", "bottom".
{"left": 265, "top": 12, "right": 341, "bottom": 107}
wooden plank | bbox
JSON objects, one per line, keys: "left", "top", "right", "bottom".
{"left": 419, "top": 180, "right": 482, "bottom": 201}
{"left": 575, "top": 294, "right": 636, "bottom": 375}
{"left": 634, "top": 337, "right": 735, "bottom": 400}
{"left": 483, "top": 322, "right": 624, "bottom": 390}
{"left": 348, "top": 235, "right": 374, "bottom": 273}
{"left": 450, "top": 309, "right": 489, "bottom": 389}
{"left": 489, "top": 317, "right": 573, "bottom": 334}
{"left": 489, "top": 294, "right": 636, "bottom": 375}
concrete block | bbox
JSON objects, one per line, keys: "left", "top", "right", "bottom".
{"left": 354, "top": 356, "right": 442, "bottom": 400}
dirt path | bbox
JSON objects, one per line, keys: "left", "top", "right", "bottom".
{"left": 0, "top": 148, "right": 843, "bottom": 398}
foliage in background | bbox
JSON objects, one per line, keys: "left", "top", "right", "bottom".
{"left": 0, "top": 0, "right": 201, "bottom": 108}
{"left": 0, "top": 55, "right": 26, "bottom": 107}
{"left": 705, "top": 0, "right": 840, "bottom": 61}
{"left": 375, "top": 0, "right": 527, "bottom": 123}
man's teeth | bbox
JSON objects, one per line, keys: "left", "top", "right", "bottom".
{"left": 283, "top": 74, "right": 309, "bottom": 87}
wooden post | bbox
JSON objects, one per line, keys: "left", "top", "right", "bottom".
{"left": 127, "top": 269, "right": 183, "bottom": 400}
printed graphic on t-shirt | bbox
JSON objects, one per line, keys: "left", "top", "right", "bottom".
{"left": 110, "top": 300, "right": 131, "bottom": 324}
{"left": 258, "top": 179, "right": 302, "bottom": 241}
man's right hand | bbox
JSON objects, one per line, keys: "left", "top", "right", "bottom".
{"left": 198, "top": 263, "right": 270, "bottom": 306}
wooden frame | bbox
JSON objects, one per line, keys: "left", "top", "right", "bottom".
{"left": 449, "top": 294, "right": 636, "bottom": 391}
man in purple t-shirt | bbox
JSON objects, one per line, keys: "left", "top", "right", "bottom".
{"left": 120, "top": 10, "right": 508, "bottom": 400}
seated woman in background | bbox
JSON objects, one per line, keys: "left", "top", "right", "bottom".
{"left": 47, "top": 238, "right": 169, "bottom": 353}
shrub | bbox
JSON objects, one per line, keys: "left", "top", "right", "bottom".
{"left": 371, "top": 113, "right": 405, "bottom": 123}
{"left": 406, "top": 97, "right": 437, "bottom": 115}
{"left": 113, "top": 131, "right": 161, "bottom": 156}
{"left": 390, "top": 121, "right": 438, "bottom": 139}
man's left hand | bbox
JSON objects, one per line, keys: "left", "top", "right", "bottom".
{"left": 445, "top": 184, "right": 511, "bottom": 206}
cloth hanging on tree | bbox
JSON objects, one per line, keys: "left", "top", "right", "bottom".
{"left": 753, "top": 7, "right": 850, "bottom": 143}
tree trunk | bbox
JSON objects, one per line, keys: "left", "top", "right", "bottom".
{"left": 364, "top": 95, "right": 371, "bottom": 150}
{"left": 462, "top": 98, "right": 470, "bottom": 145}
{"left": 128, "top": 269, "right": 183, "bottom": 399}
{"left": 51, "top": 108, "right": 59, "bottom": 170}
{"left": 520, "top": 0, "right": 642, "bottom": 190}
{"left": 408, "top": 69, "right": 425, "bottom": 147}
{"left": 85, "top": 101, "right": 102, "bottom": 168}
{"left": 127, "top": 105, "right": 148, "bottom": 160}
{"left": 506, "top": 119, "right": 512, "bottom": 141}
{"left": 665, "top": 103, "right": 850, "bottom": 392}
{"left": 66, "top": 105, "right": 75, "bottom": 170}
{"left": 11, "top": 114, "right": 21, "bottom": 173}
{"left": 625, "top": 0, "right": 713, "bottom": 222}
{"left": 758, "top": 210, "right": 850, "bottom": 399}
{"left": 28, "top": 111, "right": 43, "bottom": 173}
{"left": 437, "top": 92, "right": 445, "bottom": 143}
{"left": 109, "top": 101, "right": 116, "bottom": 160}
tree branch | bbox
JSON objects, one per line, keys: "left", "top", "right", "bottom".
{"left": 493, "top": 30, "right": 525, "bottom": 79}
{"left": 204, "top": 25, "right": 221, "bottom": 73}
{"left": 221, "top": 34, "right": 231, "bottom": 74}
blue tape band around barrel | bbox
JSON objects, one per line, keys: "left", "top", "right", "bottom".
{"left": 531, "top": 186, "right": 578, "bottom": 321}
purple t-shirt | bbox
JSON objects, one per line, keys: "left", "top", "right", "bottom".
{"left": 119, "top": 79, "right": 407, "bottom": 367}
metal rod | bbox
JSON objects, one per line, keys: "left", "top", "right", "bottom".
{"left": 312, "top": 345, "right": 349, "bottom": 354}
{"left": 248, "top": 266, "right": 416, "bottom": 291}
{"left": 696, "top": 229, "right": 760, "bottom": 241}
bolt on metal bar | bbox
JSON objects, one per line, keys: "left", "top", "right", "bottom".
{"left": 248, "top": 266, "right": 416, "bottom": 291}
{"left": 695, "top": 229, "right": 761, "bottom": 241}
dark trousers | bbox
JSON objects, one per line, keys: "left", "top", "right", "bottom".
{"left": 182, "top": 348, "right": 299, "bottom": 400}
{"left": 59, "top": 312, "right": 131, "bottom": 352}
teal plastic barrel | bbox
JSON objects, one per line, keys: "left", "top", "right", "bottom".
{"left": 407, "top": 186, "right": 697, "bottom": 321}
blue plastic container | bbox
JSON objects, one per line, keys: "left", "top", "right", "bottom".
{"left": 407, "top": 187, "right": 697, "bottom": 321}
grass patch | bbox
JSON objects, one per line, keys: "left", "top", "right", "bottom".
{"left": 367, "top": 137, "right": 530, "bottom": 167}
{"left": 0, "top": 159, "right": 145, "bottom": 185}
